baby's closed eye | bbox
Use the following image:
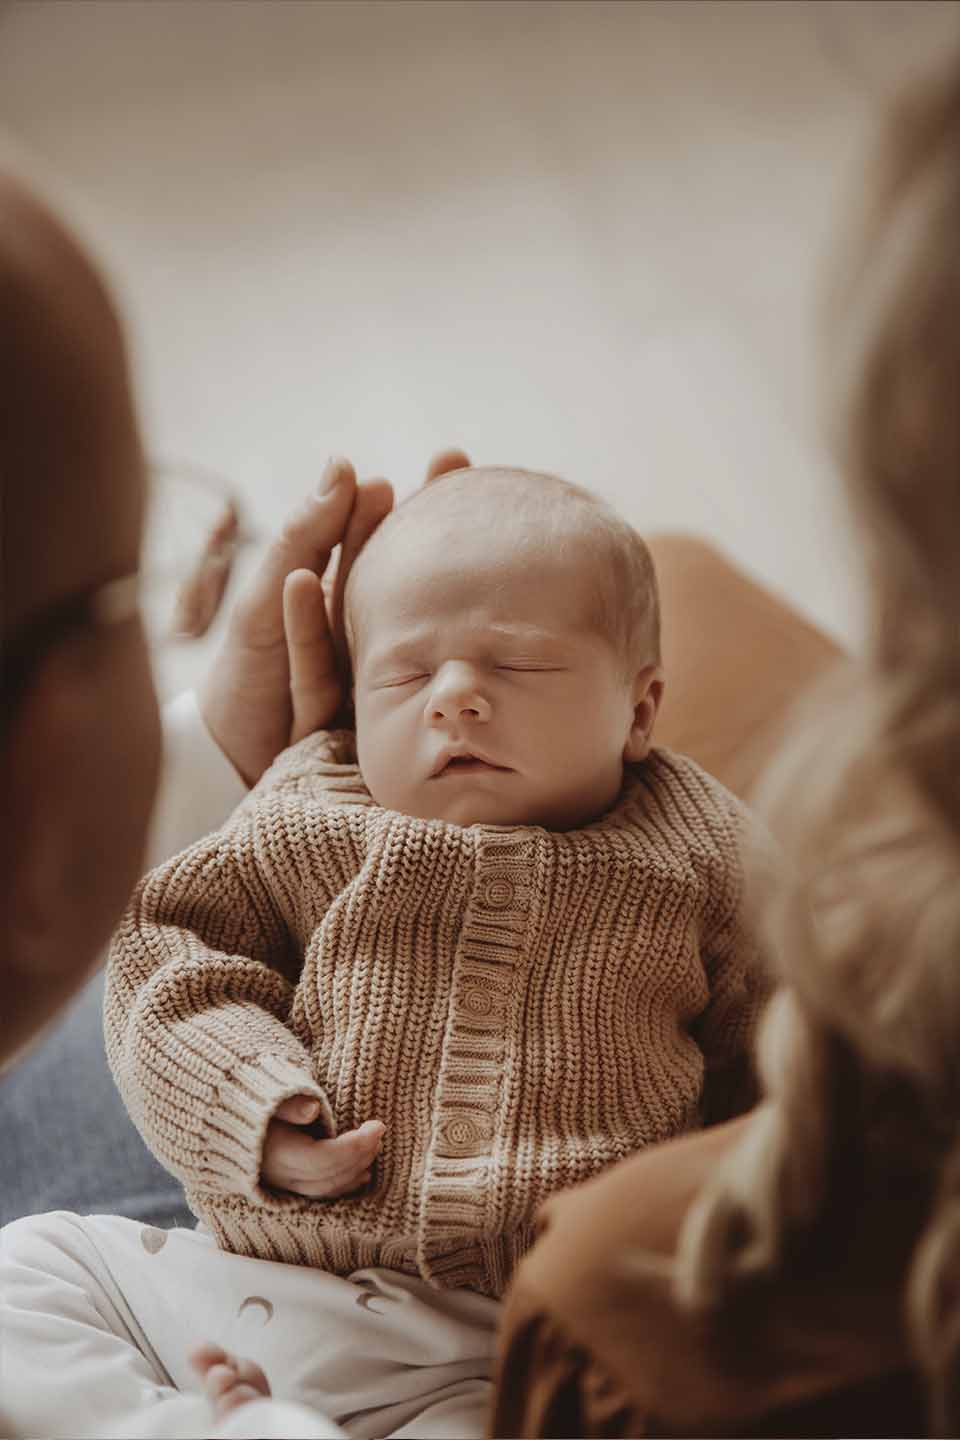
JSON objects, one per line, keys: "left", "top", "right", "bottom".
{"left": 495, "top": 663, "right": 568, "bottom": 673}
{"left": 375, "top": 672, "right": 430, "bottom": 689}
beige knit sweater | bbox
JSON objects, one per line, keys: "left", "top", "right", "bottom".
{"left": 106, "top": 732, "right": 766, "bottom": 1299}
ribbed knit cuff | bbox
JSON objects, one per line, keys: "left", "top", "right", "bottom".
{"left": 201, "top": 1054, "right": 335, "bottom": 1199}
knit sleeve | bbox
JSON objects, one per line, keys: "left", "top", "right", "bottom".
{"left": 695, "top": 797, "right": 772, "bottom": 1123}
{"left": 104, "top": 813, "right": 335, "bottom": 1202}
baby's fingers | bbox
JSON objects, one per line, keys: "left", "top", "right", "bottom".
{"left": 293, "top": 1121, "right": 384, "bottom": 1196}
{"left": 273, "top": 1094, "right": 323, "bottom": 1126}
{"left": 219, "top": 1381, "right": 267, "bottom": 1415}
{"left": 319, "top": 1120, "right": 385, "bottom": 1171}
{"left": 316, "top": 1167, "right": 373, "bottom": 1200}
{"left": 261, "top": 1118, "right": 384, "bottom": 1196}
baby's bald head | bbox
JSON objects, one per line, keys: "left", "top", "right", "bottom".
{"left": 346, "top": 466, "right": 660, "bottom": 675}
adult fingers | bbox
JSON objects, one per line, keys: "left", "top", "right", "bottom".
{"left": 230, "top": 457, "right": 357, "bottom": 651}
{"left": 283, "top": 570, "right": 339, "bottom": 744}
{"left": 424, "top": 447, "right": 471, "bottom": 484}
{"left": 329, "top": 477, "right": 394, "bottom": 660}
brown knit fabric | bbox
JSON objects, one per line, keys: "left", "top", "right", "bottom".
{"left": 105, "top": 731, "right": 766, "bottom": 1299}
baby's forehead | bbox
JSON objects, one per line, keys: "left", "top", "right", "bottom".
{"left": 345, "top": 469, "right": 619, "bottom": 642}
{"left": 349, "top": 514, "right": 600, "bottom": 649}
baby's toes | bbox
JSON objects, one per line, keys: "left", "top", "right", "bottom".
{"left": 189, "top": 1342, "right": 230, "bottom": 1378}
{"left": 219, "top": 1381, "right": 266, "bottom": 1415}
{"left": 232, "top": 1357, "right": 271, "bottom": 1398}
{"left": 204, "top": 1361, "right": 240, "bottom": 1401}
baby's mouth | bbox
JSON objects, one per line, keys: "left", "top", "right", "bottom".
{"left": 431, "top": 750, "right": 512, "bottom": 778}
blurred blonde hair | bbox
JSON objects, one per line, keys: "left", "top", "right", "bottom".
{"left": 673, "top": 58, "right": 960, "bottom": 1436}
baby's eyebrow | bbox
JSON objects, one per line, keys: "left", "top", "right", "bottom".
{"left": 363, "top": 635, "right": 430, "bottom": 670}
{"left": 363, "top": 623, "right": 571, "bottom": 672}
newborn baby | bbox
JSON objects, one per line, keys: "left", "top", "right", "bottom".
{"left": 107, "top": 466, "right": 767, "bottom": 1305}
{"left": 347, "top": 465, "right": 663, "bottom": 830}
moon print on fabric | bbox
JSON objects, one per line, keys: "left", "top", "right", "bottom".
{"left": 237, "top": 1295, "right": 275, "bottom": 1325}
{"left": 354, "top": 1276, "right": 391, "bottom": 1316}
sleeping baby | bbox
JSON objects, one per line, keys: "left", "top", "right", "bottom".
{"left": 106, "top": 465, "right": 768, "bottom": 1420}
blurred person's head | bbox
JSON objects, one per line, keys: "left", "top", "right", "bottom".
{"left": 0, "top": 176, "right": 161, "bottom": 1063}
{"left": 673, "top": 59, "right": 960, "bottom": 1436}
{"left": 346, "top": 467, "right": 663, "bottom": 829}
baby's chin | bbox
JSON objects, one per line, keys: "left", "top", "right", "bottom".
{"left": 371, "top": 783, "right": 614, "bottom": 832}
{"left": 400, "top": 794, "right": 538, "bottom": 829}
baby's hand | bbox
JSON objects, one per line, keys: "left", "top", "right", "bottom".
{"left": 190, "top": 1342, "right": 270, "bottom": 1420}
{"left": 261, "top": 1096, "right": 385, "bottom": 1198}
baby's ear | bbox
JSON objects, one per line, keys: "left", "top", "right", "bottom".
{"left": 623, "top": 666, "right": 665, "bottom": 763}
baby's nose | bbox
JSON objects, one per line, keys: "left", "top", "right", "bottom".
{"left": 425, "top": 664, "right": 491, "bottom": 724}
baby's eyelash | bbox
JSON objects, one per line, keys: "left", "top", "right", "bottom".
{"left": 384, "top": 673, "right": 429, "bottom": 687}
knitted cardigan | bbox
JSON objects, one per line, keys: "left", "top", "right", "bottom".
{"left": 105, "top": 732, "right": 766, "bottom": 1299}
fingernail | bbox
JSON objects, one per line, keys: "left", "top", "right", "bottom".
{"left": 297, "top": 1099, "right": 320, "bottom": 1121}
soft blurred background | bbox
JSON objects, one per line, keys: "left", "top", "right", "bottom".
{"left": 2, "top": 0, "right": 958, "bottom": 695}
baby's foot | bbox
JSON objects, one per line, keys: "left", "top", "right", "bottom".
{"left": 190, "top": 1342, "right": 271, "bottom": 1419}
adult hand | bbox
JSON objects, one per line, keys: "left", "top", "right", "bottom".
{"left": 262, "top": 1096, "right": 386, "bottom": 1199}
{"left": 200, "top": 447, "right": 470, "bottom": 786}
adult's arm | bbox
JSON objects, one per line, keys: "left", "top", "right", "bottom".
{"left": 648, "top": 535, "right": 845, "bottom": 803}
{"left": 490, "top": 1121, "right": 748, "bottom": 1439}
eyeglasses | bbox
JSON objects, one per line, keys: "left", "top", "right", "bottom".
{"left": 2, "top": 461, "right": 259, "bottom": 715}
{"left": 142, "top": 460, "right": 260, "bottom": 645}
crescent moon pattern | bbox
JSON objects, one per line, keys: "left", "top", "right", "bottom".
{"left": 353, "top": 1277, "right": 394, "bottom": 1316}
{"left": 237, "top": 1295, "right": 275, "bottom": 1325}
{"left": 356, "top": 1291, "right": 389, "bottom": 1316}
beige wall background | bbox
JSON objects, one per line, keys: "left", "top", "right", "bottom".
{"left": 2, "top": 0, "right": 958, "bottom": 693}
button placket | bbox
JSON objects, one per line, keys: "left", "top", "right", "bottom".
{"left": 417, "top": 831, "right": 535, "bottom": 1289}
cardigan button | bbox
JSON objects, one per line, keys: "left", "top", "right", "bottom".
{"left": 481, "top": 876, "right": 515, "bottom": 909}
{"left": 463, "top": 987, "right": 494, "bottom": 1017}
{"left": 439, "top": 1112, "right": 492, "bottom": 1154}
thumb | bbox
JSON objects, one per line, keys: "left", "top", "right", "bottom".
{"left": 283, "top": 568, "right": 340, "bottom": 744}
{"left": 274, "top": 1094, "right": 322, "bottom": 1125}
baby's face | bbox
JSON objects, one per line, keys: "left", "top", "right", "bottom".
{"left": 350, "top": 521, "right": 640, "bottom": 830}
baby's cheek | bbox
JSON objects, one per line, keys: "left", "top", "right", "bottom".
{"left": 358, "top": 713, "right": 412, "bottom": 807}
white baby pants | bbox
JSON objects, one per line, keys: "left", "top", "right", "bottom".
{"left": 0, "top": 1211, "right": 499, "bottom": 1440}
